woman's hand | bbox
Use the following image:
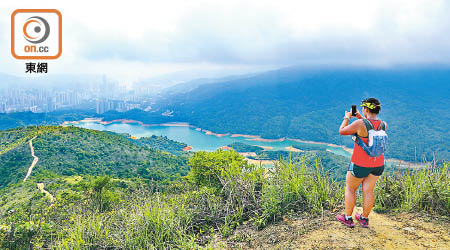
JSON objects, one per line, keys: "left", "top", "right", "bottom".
{"left": 340, "top": 109, "right": 363, "bottom": 135}
{"left": 355, "top": 110, "right": 363, "bottom": 119}
{"left": 345, "top": 110, "right": 353, "bottom": 119}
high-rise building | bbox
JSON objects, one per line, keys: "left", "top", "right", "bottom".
{"left": 47, "top": 97, "right": 55, "bottom": 112}
{"left": 96, "top": 100, "right": 105, "bottom": 114}
{"left": 0, "top": 103, "right": 5, "bottom": 113}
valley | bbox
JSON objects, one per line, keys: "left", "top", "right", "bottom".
{"left": 65, "top": 119, "right": 423, "bottom": 169}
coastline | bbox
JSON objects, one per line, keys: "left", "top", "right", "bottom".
{"left": 245, "top": 137, "right": 286, "bottom": 142}
{"left": 231, "top": 134, "right": 260, "bottom": 139}
{"left": 288, "top": 137, "right": 354, "bottom": 155}
{"left": 202, "top": 130, "right": 230, "bottom": 137}
{"left": 62, "top": 118, "right": 195, "bottom": 128}
{"left": 62, "top": 118, "right": 422, "bottom": 167}
{"left": 285, "top": 146, "right": 303, "bottom": 152}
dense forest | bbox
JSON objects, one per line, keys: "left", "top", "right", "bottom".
{"left": 130, "top": 135, "right": 188, "bottom": 155}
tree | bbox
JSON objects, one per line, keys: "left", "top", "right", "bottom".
{"left": 187, "top": 150, "right": 251, "bottom": 190}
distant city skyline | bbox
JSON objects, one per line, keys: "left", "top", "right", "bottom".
{"left": 0, "top": 75, "right": 151, "bottom": 114}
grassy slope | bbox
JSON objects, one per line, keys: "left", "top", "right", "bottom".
{"left": 0, "top": 129, "right": 447, "bottom": 249}
{"left": 0, "top": 126, "right": 189, "bottom": 188}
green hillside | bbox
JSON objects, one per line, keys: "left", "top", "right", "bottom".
{"left": 0, "top": 148, "right": 447, "bottom": 249}
{"left": 0, "top": 126, "right": 189, "bottom": 188}
{"left": 0, "top": 111, "right": 95, "bottom": 130}
{"left": 128, "top": 134, "right": 188, "bottom": 155}
{"left": 100, "top": 131, "right": 189, "bottom": 155}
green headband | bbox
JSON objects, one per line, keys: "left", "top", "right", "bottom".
{"left": 360, "top": 102, "right": 378, "bottom": 110}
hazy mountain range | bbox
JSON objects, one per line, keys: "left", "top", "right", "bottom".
{"left": 1, "top": 65, "right": 449, "bottom": 161}
{"left": 159, "top": 66, "right": 450, "bottom": 161}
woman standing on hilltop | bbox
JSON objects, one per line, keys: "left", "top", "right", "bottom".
{"left": 336, "top": 97, "right": 387, "bottom": 228}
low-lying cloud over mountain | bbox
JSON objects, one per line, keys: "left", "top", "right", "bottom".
{"left": 1, "top": 0, "right": 450, "bottom": 81}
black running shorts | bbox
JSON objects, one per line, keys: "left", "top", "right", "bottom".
{"left": 348, "top": 162, "right": 384, "bottom": 178}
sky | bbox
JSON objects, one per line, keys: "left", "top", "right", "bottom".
{"left": 0, "top": 0, "right": 449, "bottom": 84}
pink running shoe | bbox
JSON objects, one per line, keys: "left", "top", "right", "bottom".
{"left": 336, "top": 214, "right": 355, "bottom": 228}
{"left": 355, "top": 213, "right": 369, "bottom": 228}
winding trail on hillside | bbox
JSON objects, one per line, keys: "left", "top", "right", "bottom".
{"left": 23, "top": 136, "right": 55, "bottom": 203}
{"left": 37, "top": 183, "right": 55, "bottom": 202}
{"left": 23, "top": 136, "right": 38, "bottom": 182}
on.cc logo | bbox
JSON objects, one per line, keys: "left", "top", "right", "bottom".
{"left": 11, "top": 9, "right": 62, "bottom": 60}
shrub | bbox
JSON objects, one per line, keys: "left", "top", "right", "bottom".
{"left": 187, "top": 150, "right": 253, "bottom": 191}
{"left": 375, "top": 162, "right": 449, "bottom": 216}
{"left": 254, "top": 156, "right": 343, "bottom": 228}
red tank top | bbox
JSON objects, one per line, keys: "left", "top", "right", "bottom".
{"left": 351, "top": 119, "right": 385, "bottom": 167}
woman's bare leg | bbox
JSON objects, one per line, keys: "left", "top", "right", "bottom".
{"left": 345, "top": 171, "right": 364, "bottom": 216}
{"left": 361, "top": 174, "right": 379, "bottom": 217}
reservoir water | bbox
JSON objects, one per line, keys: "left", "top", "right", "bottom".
{"left": 67, "top": 121, "right": 352, "bottom": 158}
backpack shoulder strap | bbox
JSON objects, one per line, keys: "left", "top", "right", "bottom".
{"left": 355, "top": 136, "right": 372, "bottom": 155}
{"left": 362, "top": 119, "right": 373, "bottom": 132}
{"left": 380, "top": 121, "right": 386, "bottom": 131}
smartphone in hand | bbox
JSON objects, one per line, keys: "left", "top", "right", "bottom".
{"left": 351, "top": 105, "right": 357, "bottom": 116}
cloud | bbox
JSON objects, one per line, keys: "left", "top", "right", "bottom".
{"left": 1, "top": 0, "right": 450, "bottom": 81}
{"left": 75, "top": 0, "right": 450, "bottom": 66}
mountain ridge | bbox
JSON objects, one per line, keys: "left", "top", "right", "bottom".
{"left": 159, "top": 66, "right": 450, "bottom": 161}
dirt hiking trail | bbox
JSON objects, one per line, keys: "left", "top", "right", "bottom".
{"left": 23, "top": 136, "right": 38, "bottom": 182}
{"left": 216, "top": 207, "right": 449, "bottom": 250}
{"left": 23, "top": 136, "right": 55, "bottom": 203}
{"left": 296, "top": 207, "right": 449, "bottom": 250}
{"left": 37, "top": 183, "right": 55, "bottom": 202}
